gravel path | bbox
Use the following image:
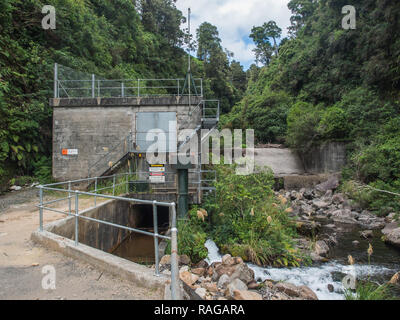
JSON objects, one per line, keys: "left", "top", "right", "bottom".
{"left": 0, "top": 191, "right": 163, "bottom": 300}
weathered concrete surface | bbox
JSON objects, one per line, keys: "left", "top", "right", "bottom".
{"left": 0, "top": 194, "right": 163, "bottom": 300}
{"left": 31, "top": 230, "right": 168, "bottom": 292}
{"left": 301, "top": 142, "right": 347, "bottom": 174}
{"left": 254, "top": 148, "right": 305, "bottom": 177}
{"left": 52, "top": 97, "right": 202, "bottom": 181}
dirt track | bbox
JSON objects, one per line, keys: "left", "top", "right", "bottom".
{"left": 0, "top": 188, "right": 163, "bottom": 300}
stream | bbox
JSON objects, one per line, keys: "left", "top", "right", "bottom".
{"left": 205, "top": 223, "right": 400, "bottom": 300}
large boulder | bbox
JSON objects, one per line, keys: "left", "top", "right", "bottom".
{"left": 228, "top": 262, "right": 255, "bottom": 284}
{"left": 213, "top": 260, "right": 255, "bottom": 284}
{"left": 384, "top": 228, "right": 400, "bottom": 248}
{"left": 233, "top": 290, "right": 263, "bottom": 300}
{"left": 298, "top": 286, "right": 318, "bottom": 300}
{"left": 315, "top": 176, "right": 339, "bottom": 193}
{"left": 296, "top": 220, "right": 321, "bottom": 236}
{"left": 225, "top": 279, "right": 248, "bottom": 298}
{"left": 274, "top": 282, "right": 318, "bottom": 300}
{"left": 314, "top": 240, "right": 330, "bottom": 257}
{"left": 217, "top": 274, "right": 230, "bottom": 289}
{"left": 179, "top": 271, "right": 199, "bottom": 287}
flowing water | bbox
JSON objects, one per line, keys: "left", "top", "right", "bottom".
{"left": 204, "top": 223, "right": 400, "bottom": 300}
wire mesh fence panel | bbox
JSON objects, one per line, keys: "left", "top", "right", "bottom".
{"left": 55, "top": 64, "right": 202, "bottom": 98}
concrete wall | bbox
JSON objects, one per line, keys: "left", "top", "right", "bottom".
{"left": 51, "top": 96, "right": 202, "bottom": 181}
{"left": 301, "top": 142, "right": 347, "bottom": 174}
{"left": 48, "top": 199, "right": 169, "bottom": 254}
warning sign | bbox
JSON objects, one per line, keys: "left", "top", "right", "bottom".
{"left": 62, "top": 149, "right": 78, "bottom": 156}
{"left": 149, "top": 165, "right": 165, "bottom": 183}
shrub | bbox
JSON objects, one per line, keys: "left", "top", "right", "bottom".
{"left": 204, "top": 164, "right": 306, "bottom": 267}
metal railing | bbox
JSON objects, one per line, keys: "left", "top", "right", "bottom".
{"left": 54, "top": 64, "right": 203, "bottom": 99}
{"left": 37, "top": 174, "right": 180, "bottom": 300}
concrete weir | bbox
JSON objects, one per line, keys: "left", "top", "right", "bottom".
{"left": 31, "top": 199, "right": 170, "bottom": 292}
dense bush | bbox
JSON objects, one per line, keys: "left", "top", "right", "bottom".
{"left": 203, "top": 164, "right": 306, "bottom": 267}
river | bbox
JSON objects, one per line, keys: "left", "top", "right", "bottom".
{"left": 205, "top": 223, "right": 400, "bottom": 300}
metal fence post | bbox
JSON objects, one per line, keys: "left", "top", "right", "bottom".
{"left": 98, "top": 80, "right": 100, "bottom": 97}
{"left": 126, "top": 173, "right": 129, "bottom": 194}
{"left": 39, "top": 186, "right": 43, "bottom": 231}
{"left": 54, "top": 63, "right": 58, "bottom": 99}
{"left": 177, "top": 79, "right": 180, "bottom": 96}
{"left": 138, "top": 79, "right": 140, "bottom": 97}
{"left": 75, "top": 191, "right": 79, "bottom": 246}
{"left": 94, "top": 177, "right": 98, "bottom": 207}
{"left": 113, "top": 174, "right": 116, "bottom": 196}
{"left": 170, "top": 203, "right": 179, "bottom": 300}
{"left": 68, "top": 182, "right": 72, "bottom": 216}
{"left": 92, "top": 74, "right": 95, "bottom": 98}
{"left": 153, "top": 201, "right": 160, "bottom": 276}
{"left": 121, "top": 82, "right": 125, "bottom": 98}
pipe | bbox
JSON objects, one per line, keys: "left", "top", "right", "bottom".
{"left": 170, "top": 203, "right": 179, "bottom": 300}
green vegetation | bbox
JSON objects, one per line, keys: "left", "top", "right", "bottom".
{"left": 0, "top": 0, "right": 247, "bottom": 190}
{"left": 344, "top": 281, "right": 394, "bottom": 301}
{"left": 199, "top": 164, "right": 306, "bottom": 267}
{"left": 224, "top": 0, "right": 400, "bottom": 214}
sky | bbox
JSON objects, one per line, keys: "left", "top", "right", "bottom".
{"left": 175, "top": 0, "right": 292, "bottom": 70}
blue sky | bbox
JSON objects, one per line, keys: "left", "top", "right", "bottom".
{"left": 175, "top": 0, "right": 292, "bottom": 70}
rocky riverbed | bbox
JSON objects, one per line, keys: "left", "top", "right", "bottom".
{"left": 161, "top": 176, "right": 400, "bottom": 300}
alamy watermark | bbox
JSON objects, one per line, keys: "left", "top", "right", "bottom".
{"left": 41, "top": 265, "right": 56, "bottom": 290}
{"left": 42, "top": 5, "right": 56, "bottom": 30}
{"left": 143, "top": 123, "right": 255, "bottom": 175}
{"left": 342, "top": 5, "right": 356, "bottom": 30}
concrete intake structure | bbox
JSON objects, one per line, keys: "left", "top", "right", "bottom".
{"left": 51, "top": 96, "right": 203, "bottom": 181}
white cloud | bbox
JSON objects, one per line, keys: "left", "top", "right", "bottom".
{"left": 175, "top": 0, "right": 292, "bottom": 69}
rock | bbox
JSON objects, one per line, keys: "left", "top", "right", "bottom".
{"left": 194, "top": 260, "right": 209, "bottom": 269}
{"left": 382, "top": 222, "right": 399, "bottom": 236}
{"left": 271, "top": 292, "right": 291, "bottom": 300}
{"left": 217, "top": 297, "right": 227, "bottom": 301}
{"left": 203, "top": 282, "right": 218, "bottom": 293}
{"left": 360, "top": 230, "right": 374, "bottom": 239}
{"left": 192, "top": 268, "right": 206, "bottom": 276}
{"left": 160, "top": 255, "right": 171, "bottom": 265}
{"left": 385, "top": 213, "right": 396, "bottom": 223}
{"left": 233, "top": 290, "right": 263, "bottom": 300}
{"left": 221, "top": 254, "right": 235, "bottom": 266}
{"left": 206, "top": 266, "right": 214, "bottom": 277}
{"left": 310, "top": 252, "right": 328, "bottom": 262}
{"left": 10, "top": 185, "right": 22, "bottom": 191}
{"left": 228, "top": 262, "right": 255, "bottom": 284}
{"left": 179, "top": 255, "right": 191, "bottom": 265}
{"left": 180, "top": 265, "right": 189, "bottom": 273}
{"left": 312, "top": 200, "right": 330, "bottom": 209}
{"left": 225, "top": 279, "right": 247, "bottom": 298}
{"left": 352, "top": 240, "right": 360, "bottom": 246}
{"left": 195, "top": 288, "right": 207, "bottom": 299}
{"left": 274, "top": 282, "right": 300, "bottom": 297}
{"left": 217, "top": 274, "right": 230, "bottom": 289}
{"left": 314, "top": 240, "right": 330, "bottom": 257}
{"left": 298, "top": 285, "right": 318, "bottom": 300}
{"left": 327, "top": 284, "right": 335, "bottom": 293}
{"left": 247, "top": 281, "right": 259, "bottom": 290}
{"left": 331, "top": 209, "right": 358, "bottom": 224}
{"left": 263, "top": 280, "right": 275, "bottom": 289}
{"left": 296, "top": 220, "right": 321, "bottom": 236}
{"left": 384, "top": 228, "right": 400, "bottom": 248}
{"left": 315, "top": 176, "right": 339, "bottom": 193}
{"left": 332, "top": 193, "right": 345, "bottom": 204}
{"left": 179, "top": 271, "right": 199, "bottom": 287}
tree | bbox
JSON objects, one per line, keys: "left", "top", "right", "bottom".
{"left": 196, "top": 22, "right": 221, "bottom": 61}
{"left": 287, "top": 0, "right": 318, "bottom": 36}
{"left": 250, "top": 21, "right": 282, "bottom": 65}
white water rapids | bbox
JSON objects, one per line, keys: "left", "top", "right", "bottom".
{"left": 204, "top": 239, "right": 395, "bottom": 300}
